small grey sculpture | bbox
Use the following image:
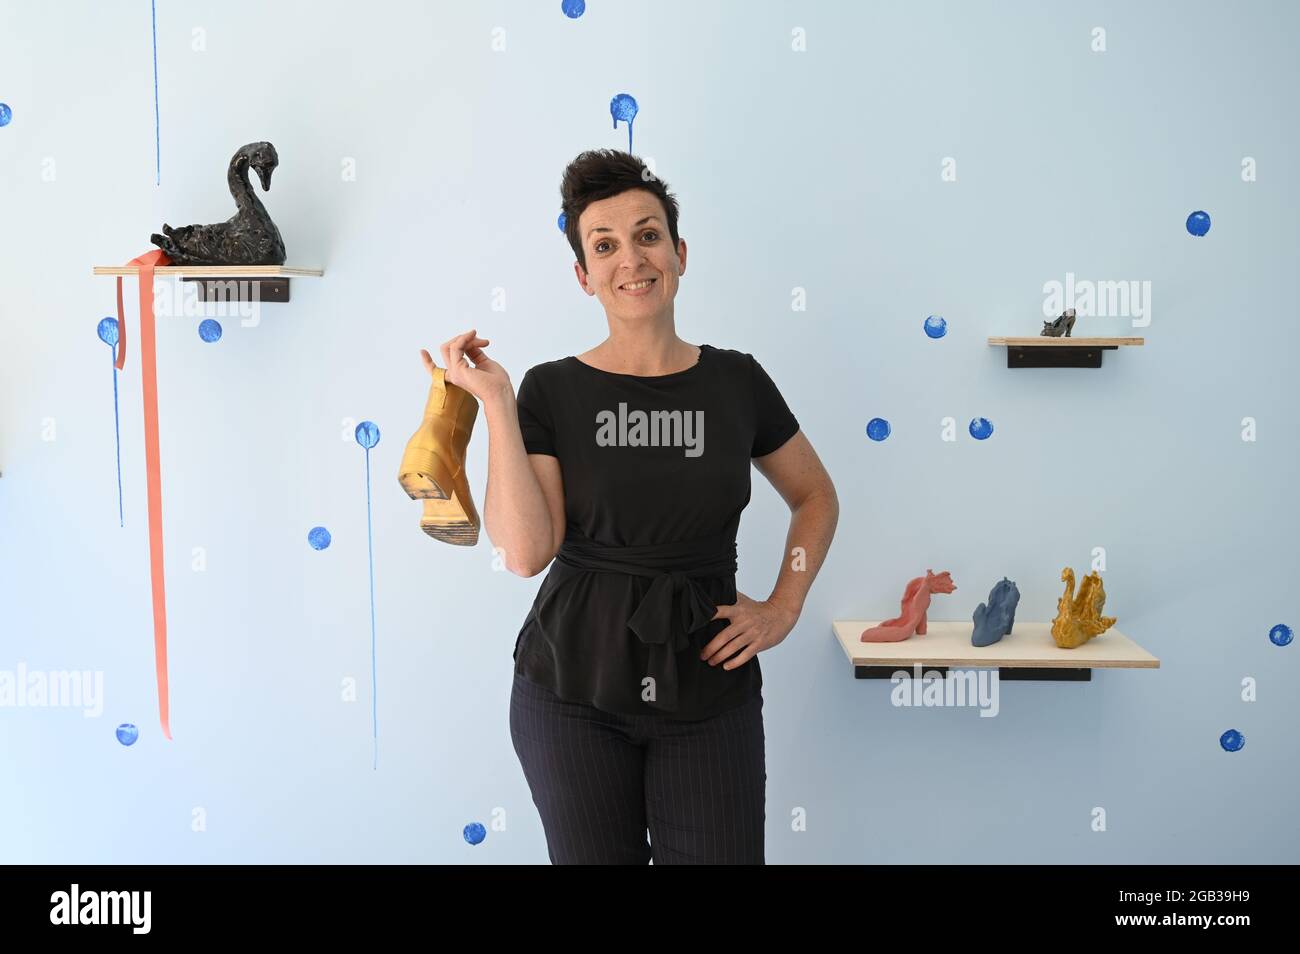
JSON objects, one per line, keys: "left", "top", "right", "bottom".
{"left": 150, "top": 142, "right": 286, "bottom": 266}
{"left": 1041, "top": 308, "right": 1076, "bottom": 337}
{"left": 972, "top": 577, "right": 1020, "bottom": 647}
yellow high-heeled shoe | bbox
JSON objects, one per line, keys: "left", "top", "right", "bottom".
{"left": 398, "top": 367, "right": 480, "bottom": 546}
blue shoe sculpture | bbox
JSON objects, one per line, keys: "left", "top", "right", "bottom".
{"left": 972, "top": 577, "right": 1020, "bottom": 646}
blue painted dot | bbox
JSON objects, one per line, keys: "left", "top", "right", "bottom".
{"left": 561, "top": 0, "right": 586, "bottom": 17}
{"left": 464, "top": 822, "right": 487, "bottom": 845}
{"left": 308, "top": 526, "right": 332, "bottom": 550}
{"left": 0, "top": 103, "right": 11, "bottom": 127}
{"left": 557, "top": 211, "right": 567, "bottom": 232}
{"left": 97, "top": 317, "right": 119, "bottom": 347}
{"left": 1269, "top": 623, "right": 1292, "bottom": 647}
{"left": 969, "top": 417, "right": 994, "bottom": 440}
{"left": 198, "top": 318, "right": 223, "bottom": 343}
{"left": 1186, "top": 210, "right": 1211, "bottom": 236}
{"left": 1219, "top": 729, "right": 1244, "bottom": 752}
{"left": 355, "top": 421, "right": 380, "bottom": 449}
{"left": 923, "top": 315, "right": 947, "bottom": 339}
{"left": 116, "top": 723, "right": 139, "bottom": 746}
{"left": 865, "top": 418, "right": 891, "bottom": 441}
{"left": 610, "top": 93, "right": 638, "bottom": 124}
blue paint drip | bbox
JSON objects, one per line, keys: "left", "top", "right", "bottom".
{"left": 355, "top": 421, "right": 380, "bottom": 449}
{"left": 924, "top": 315, "right": 947, "bottom": 339}
{"left": 1186, "top": 210, "right": 1211, "bottom": 236}
{"left": 0, "top": 103, "right": 12, "bottom": 127}
{"left": 151, "top": 0, "right": 160, "bottom": 185}
{"left": 116, "top": 723, "right": 139, "bottom": 746}
{"left": 96, "top": 318, "right": 119, "bottom": 347}
{"left": 366, "top": 446, "right": 377, "bottom": 770}
{"left": 308, "top": 526, "right": 332, "bottom": 550}
{"left": 557, "top": 211, "right": 567, "bottom": 232}
{"left": 865, "top": 418, "right": 891, "bottom": 441}
{"left": 969, "top": 417, "right": 994, "bottom": 440}
{"left": 561, "top": 0, "right": 586, "bottom": 17}
{"left": 464, "top": 822, "right": 487, "bottom": 845}
{"left": 98, "top": 318, "right": 125, "bottom": 527}
{"left": 1219, "top": 729, "right": 1244, "bottom": 752}
{"left": 355, "top": 421, "right": 382, "bottom": 768}
{"left": 198, "top": 318, "right": 222, "bottom": 342}
{"left": 610, "top": 93, "right": 638, "bottom": 153}
{"left": 1269, "top": 623, "right": 1292, "bottom": 647}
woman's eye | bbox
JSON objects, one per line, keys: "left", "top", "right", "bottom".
{"left": 595, "top": 231, "right": 655, "bottom": 252}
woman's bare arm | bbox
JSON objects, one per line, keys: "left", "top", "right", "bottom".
{"left": 752, "top": 431, "right": 839, "bottom": 617}
{"left": 481, "top": 391, "right": 566, "bottom": 577}
{"left": 428, "top": 329, "right": 564, "bottom": 578}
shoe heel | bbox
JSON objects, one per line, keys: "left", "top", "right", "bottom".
{"left": 398, "top": 446, "right": 455, "bottom": 500}
{"left": 420, "top": 491, "right": 480, "bottom": 546}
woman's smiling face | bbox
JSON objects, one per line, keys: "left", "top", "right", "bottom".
{"left": 574, "top": 188, "right": 687, "bottom": 320}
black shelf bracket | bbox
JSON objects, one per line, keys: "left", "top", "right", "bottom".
{"left": 855, "top": 665, "right": 1092, "bottom": 682}
{"left": 180, "top": 277, "right": 291, "bottom": 303}
{"left": 1008, "top": 344, "right": 1116, "bottom": 368}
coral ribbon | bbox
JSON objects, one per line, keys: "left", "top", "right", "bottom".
{"left": 115, "top": 249, "right": 174, "bottom": 739}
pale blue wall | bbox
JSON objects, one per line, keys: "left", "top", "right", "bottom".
{"left": 0, "top": 0, "right": 1295, "bottom": 863}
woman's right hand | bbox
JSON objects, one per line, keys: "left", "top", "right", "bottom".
{"left": 423, "top": 329, "right": 513, "bottom": 405}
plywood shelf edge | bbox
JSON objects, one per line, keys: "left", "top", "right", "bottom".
{"left": 832, "top": 619, "right": 1159, "bottom": 682}
{"left": 93, "top": 265, "right": 323, "bottom": 277}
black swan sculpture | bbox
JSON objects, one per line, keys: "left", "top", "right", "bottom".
{"left": 150, "top": 141, "right": 287, "bottom": 266}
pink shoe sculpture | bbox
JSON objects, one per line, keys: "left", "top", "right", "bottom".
{"left": 861, "top": 570, "right": 957, "bottom": 642}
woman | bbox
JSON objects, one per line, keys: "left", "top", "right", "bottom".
{"left": 422, "top": 149, "right": 838, "bottom": 864}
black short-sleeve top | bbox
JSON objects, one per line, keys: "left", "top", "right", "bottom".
{"left": 511, "top": 343, "right": 800, "bottom": 720}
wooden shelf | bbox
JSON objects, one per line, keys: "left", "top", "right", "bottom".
{"left": 832, "top": 620, "right": 1159, "bottom": 681}
{"left": 93, "top": 265, "right": 323, "bottom": 277}
{"left": 986, "top": 336, "right": 1144, "bottom": 347}
{"left": 987, "top": 336, "right": 1144, "bottom": 369}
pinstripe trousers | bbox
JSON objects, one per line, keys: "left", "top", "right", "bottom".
{"left": 509, "top": 671, "right": 766, "bottom": 864}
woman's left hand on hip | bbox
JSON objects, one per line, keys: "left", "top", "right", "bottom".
{"left": 701, "top": 591, "right": 798, "bottom": 670}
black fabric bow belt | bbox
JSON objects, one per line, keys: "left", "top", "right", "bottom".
{"left": 546, "top": 531, "right": 739, "bottom": 712}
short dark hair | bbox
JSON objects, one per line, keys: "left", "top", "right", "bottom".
{"left": 560, "top": 149, "right": 681, "bottom": 272}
